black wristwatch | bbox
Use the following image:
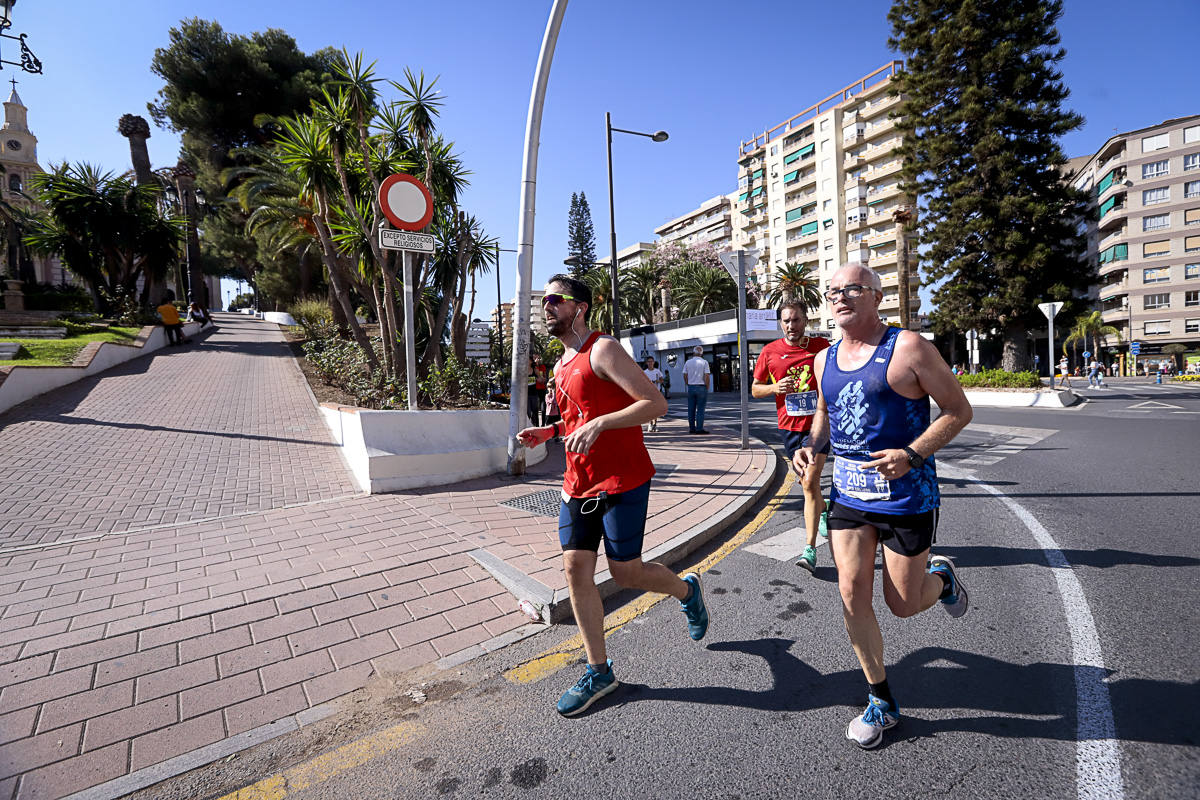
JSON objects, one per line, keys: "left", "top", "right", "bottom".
{"left": 902, "top": 446, "right": 925, "bottom": 469}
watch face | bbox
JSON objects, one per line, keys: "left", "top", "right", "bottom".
{"left": 5, "top": 140, "right": 20, "bottom": 151}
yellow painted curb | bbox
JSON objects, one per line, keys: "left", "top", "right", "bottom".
{"left": 213, "top": 721, "right": 424, "bottom": 800}
{"left": 504, "top": 467, "right": 796, "bottom": 685}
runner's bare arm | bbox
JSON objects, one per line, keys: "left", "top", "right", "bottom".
{"left": 792, "top": 351, "right": 829, "bottom": 477}
{"left": 562, "top": 337, "right": 667, "bottom": 454}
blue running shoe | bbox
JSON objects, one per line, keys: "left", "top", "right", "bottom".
{"left": 846, "top": 694, "right": 900, "bottom": 749}
{"left": 680, "top": 573, "right": 709, "bottom": 640}
{"left": 556, "top": 660, "right": 618, "bottom": 717}
{"left": 928, "top": 555, "right": 968, "bottom": 618}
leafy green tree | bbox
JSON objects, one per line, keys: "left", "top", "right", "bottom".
{"left": 566, "top": 191, "right": 596, "bottom": 276}
{"left": 765, "top": 261, "right": 822, "bottom": 310}
{"left": 668, "top": 262, "right": 737, "bottom": 318}
{"left": 22, "top": 164, "right": 181, "bottom": 312}
{"left": 624, "top": 263, "right": 664, "bottom": 326}
{"left": 888, "top": 0, "right": 1092, "bottom": 370}
{"left": 1064, "top": 310, "right": 1121, "bottom": 367}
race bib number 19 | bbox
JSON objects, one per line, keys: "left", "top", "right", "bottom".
{"left": 784, "top": 390, "right": 818, "bottom": 416}
{"left": 833, "top": 457, "right": 892, "bottom": 501}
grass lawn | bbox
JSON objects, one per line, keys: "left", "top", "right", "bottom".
{"left": 0, "top": 327, "right": 144, "bottom": 366}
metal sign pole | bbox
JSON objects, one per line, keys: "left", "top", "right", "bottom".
{"left": 736, "top": 250, "right": 749, "bottom": 451}
{"left": 402, "top": 250, "right": 418, "bottom": 410}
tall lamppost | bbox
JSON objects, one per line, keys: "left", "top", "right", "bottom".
{"left": 606, "top": 114, "right": 667, "bottom": 337}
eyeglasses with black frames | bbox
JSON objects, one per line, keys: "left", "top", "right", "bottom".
{"left": 824, "top": 284, "right": 875, "bottom": 302}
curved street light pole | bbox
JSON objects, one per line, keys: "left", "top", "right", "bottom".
{"left": 605, "top": 114, "right": 668, "bottom": 338}
{"left": 507, "top": 0, "right": 568, "bottom": 476}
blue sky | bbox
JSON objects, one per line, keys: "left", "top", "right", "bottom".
{"left": 17, "top": 0, "right": 1200, "bottom": 313}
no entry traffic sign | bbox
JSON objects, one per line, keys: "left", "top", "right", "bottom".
{"left": 378, "top": 173, "right": 434, "bottom": 231}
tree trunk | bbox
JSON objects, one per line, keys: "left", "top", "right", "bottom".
{"left": 1001, "top": 324, "right": 1031, "bottom": 372}
{"left": 383, "top": 251, "right": 404, "bottom": 379}
{"left": 372, "top": 282, "right": 392, "bottom": 377}
{"left": 327, "top": 283, "right": 349, "bottom": 332}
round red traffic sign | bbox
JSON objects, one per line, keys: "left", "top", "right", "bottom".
{"left": 378, "top": 173, "right": 434, "bottom": 231}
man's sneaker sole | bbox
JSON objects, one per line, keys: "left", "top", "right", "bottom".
{"left": 796, "top": 555, "right": 815, "bottom": 574}
{"left": 557, "top": 677, "right": 619, "bottom": 717}
{"left": 929, "top": 555, "right": 968, "bottom": 618}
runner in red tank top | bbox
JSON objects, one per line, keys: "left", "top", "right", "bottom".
{"left": 518, "top": 274, "right": 710, "bottom": 717}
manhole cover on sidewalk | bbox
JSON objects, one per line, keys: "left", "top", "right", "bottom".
{"left": 498, "top": 464, "right": 678, "bottom": 518}
{"left": 500, "top": 488, "right": 561, "bottom": 518}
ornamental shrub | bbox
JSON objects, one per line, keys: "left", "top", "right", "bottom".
{"left": 956, "top": 368, "right": 1041, "bottom": 389}
{"left": 289, "top": 295, "right": 336, "bottom": 340}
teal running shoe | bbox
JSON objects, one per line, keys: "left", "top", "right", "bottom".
{"left": 680, "top": 573, "right": 709, "bottom": 640}
{"left": 846, "top": 694, "right": 900, "bottom": 749}
{"left": 796, "top": 544, "right": 817, "bottom": 574}
{"left": 556, "top": 660, "right": 618, "bottom": 717}
{"left": 928, "top": 555, "right": 968, "bottom": 618}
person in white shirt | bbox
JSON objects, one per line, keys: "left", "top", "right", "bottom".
{"left": 683, "top": 346, "right": 712, "bottom": 434}
{"left": 642, "top": 357, "right": 664, "bottom": 432}
{"left": 1057, "top": 357, "right": 1072, "bottom": 388}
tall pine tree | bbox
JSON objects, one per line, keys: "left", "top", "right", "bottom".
{"left": 889, "top": 0, "right": 1092, "bottom": 370}
{"left": 567, "top": 191, "right": 597, "bottom": 277}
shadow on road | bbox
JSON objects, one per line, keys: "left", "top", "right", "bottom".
{"left": 933, "top": 544, "right": 1199, "bottom": 569}
{"left": 590, "top": 640, "right": 1197, "bottom": 747}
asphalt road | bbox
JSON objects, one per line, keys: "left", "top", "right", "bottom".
{"left": 148, "top": 380, "right": 1200, "bottom": 800}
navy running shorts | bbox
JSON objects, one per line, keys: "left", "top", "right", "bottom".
{"left": 781, "top": 429, "right": 831, "bottom": 461}
{"left": 558, "top": 480, "right": 651, "bottom": 562}
{"left": 827, "top": 500, "right": 939, "bottom": 557}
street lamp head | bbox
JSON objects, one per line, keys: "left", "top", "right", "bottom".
{"left": 651, "top": 130, "right": 669, "bottom": 143}
{"left": 0, "top": 1, "right": 13, "bottom": 28}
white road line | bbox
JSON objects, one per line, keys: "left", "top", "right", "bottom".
{"left": 944, "top": 465, "right": 1125, "bottom": 800}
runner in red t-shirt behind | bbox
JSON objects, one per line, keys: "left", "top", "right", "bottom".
{"left": 518, "top": 274, "right": 710, "bottom": 718}
{"left": 752, "top": 300, "right": 830, "bottom": 573}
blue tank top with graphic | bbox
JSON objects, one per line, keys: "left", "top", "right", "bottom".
{"left": 821, "top": 326, "right": 939, "bottom": 514}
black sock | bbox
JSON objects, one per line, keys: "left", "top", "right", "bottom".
{"left": 589, "top": 661, "right": 609, "bottom": 674}
{"left": 869, "top": 679, "right": 894, "bottom": 706}
{"left": 937, "top": 571, "right": 953, "bottom": 599}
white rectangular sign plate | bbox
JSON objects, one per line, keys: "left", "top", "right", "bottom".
{"left": 380, "top": 229, "right": 436, "bottom": 253}
{"left": 746, "top": 308, "right": 779, "bottom": 331}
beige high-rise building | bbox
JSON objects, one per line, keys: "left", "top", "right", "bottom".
{"left": 1069, "top": 115, "right": 1200, "bottom": 366}
{"left": 733, "top": 61, "right": 919, "bottom": 331}
{"left": 654, "top": 195, "right": 734, "bottom": 251}
{"left": 491, "top": 290, "right": 547, "bottom": 344}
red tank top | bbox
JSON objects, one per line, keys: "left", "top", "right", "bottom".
{"left": 555, "top": 332, "right": 655, "bottom": 498}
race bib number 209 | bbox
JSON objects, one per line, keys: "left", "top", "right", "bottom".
{"left": 832, "top": 457, "right": 892, "bottom": 502}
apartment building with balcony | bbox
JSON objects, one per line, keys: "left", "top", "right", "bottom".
{"left": 491, "top": 290, "right": 548, "bottom": 344}
{"left": 733, "top": 61, "right": 919, "bottom": 331}
{"left": 595, "top": 241, "right": 656, "bottom": 272}
{"left": 654, "top": 195, "right": 734, "bottom": 250}
{"left": 1069, "top": 115, "right": 1200, "bottom": 363}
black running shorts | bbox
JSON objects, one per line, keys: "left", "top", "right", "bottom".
{"left": 827, "top": 501, "right": 939, "bottom": 557}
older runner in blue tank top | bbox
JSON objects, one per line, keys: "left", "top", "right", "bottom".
{"left": 794, "top": 263, "right": 974, "bottom": 750}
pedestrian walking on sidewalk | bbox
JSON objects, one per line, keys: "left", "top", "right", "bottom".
{"left": 794, "top": 264, "right": 974, "bottom": 750}
{"left": 1088, "top": 357, "right": 1102, "bottom": 388}
{"left": 683, "top": 345, "right": 711, "bottom": 434}
{"left": 1057, "top": 357, "right": 1072, "bottom": 388}
{"left": 751, "top": 300, "right": 830, "bottom": 574}
{"left": 518, "top": 274, "right": 709, "bottom": 717}
{"left": 642, "top": 356, "right": 664, "bottom": 432}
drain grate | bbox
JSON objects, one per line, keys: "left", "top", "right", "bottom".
{"left": 499, "top": 464, "right": 679, "bottom": 518}
{"left": 499, "top": 488, "right": 562, "bottom": 518}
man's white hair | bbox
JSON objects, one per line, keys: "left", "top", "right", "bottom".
{"left": 693, "top": 345, "right": 704, "bottom": 355}
{"left": 838, "top": 262, "right": 883, "bottom": 293}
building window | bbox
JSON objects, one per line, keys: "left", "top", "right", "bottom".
{"left": 1144, "top": 320, "right": 1170, "bottom": 335}
{"left": 1143, "top": 213, "right": 1170, "bottom": 232}
{"left": 1144, "top": 293, "right": 1171, "bottom": 310}
{"left": 1142, "top": 160, "right": 1169, "bottom": 179}
{"left": 1187, "top": 235, "right": 1200, "bottom": 253}
{"left": 770, "top": 145, "right": 778, "bottom": 156}
{"left": 1185, "top": 153, "right": 1200, "bottom": 171}
{"left": 1187, "top": 208, "right": 1200, "bottom": 226}
{"left": 1186, "top": 180, "right": 1200, "bottom": 199}
{"left": 1144, "top": 267, "right": 1170, "bottom": 283}
{"left": 1186, "top": 290, "right": 1199, "bottom": 307}
{"left": 1143, "top": 187, "right": 1169, "bottom": 205}
{"left": 1186, "top": 126, "right": 1200, "bottom": 144}
{"left": 7, "top": 174, "right": 18, "bottom": 192}
{"left": 1142, "top": 133, "right": 1170, "bottom": 152}
{"left": 1187, "top": 264, "right": 1200, "bottom": 280}
{"left": 1143, "top": 240, "right": 1170, "bottom": 257}
{"left": 1187, "top": 319, "right": 1200, "bottom": 334}
{"left": 820, "top": 119, "right": 830, "bottom": 131}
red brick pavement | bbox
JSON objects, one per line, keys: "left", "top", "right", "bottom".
{"left": 0, "top": 317, "right": 773, "bottom": 800}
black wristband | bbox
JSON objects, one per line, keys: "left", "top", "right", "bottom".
{"left": 551, "top": 422, "right": 560, "bottom": 437}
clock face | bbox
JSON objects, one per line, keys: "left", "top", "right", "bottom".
{"left": 6, "top": 140, "right": 20, "bottom": 151}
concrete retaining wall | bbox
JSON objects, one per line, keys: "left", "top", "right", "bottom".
{"left": 318, "top": 405, "right": 547, "bottom": 493}
{"left": 0, "top": 321, "right": 202, "bottom": 416}
{"left": 959, "top": 388, "right": 1079, "bottom": 408}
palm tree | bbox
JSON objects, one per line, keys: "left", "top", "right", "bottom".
{"left": 668, "top": 262, "right": 737, "bottom": 318}
{"left": 624, "top": 263, "right": 663, "bottom": 325}
{"left": 1065, "top": 311, "right": 1122, "bottom": 370}
{"left": 582, "top": 267, "right": 616, "bottom": 333}
{"left": 765, "top": 261, "right": 821, "bottom": 310}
